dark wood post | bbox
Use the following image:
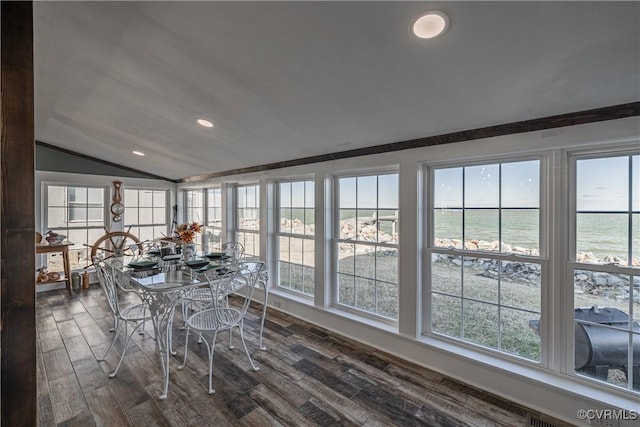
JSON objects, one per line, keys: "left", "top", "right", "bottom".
{"left": 1, "top": 1, "right": 36, "bottom": 426}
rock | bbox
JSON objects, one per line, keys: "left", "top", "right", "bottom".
{"left": 603, "top": 255, "right": 625, "bottom": 265}
{"left": 592, "top": 272, "right": 610, "bottom": 287}
{"left": 577, "top": 252, "right": 598, "bottom": 263}
{"left": 477, "top": 241, "right": 493, "bottom": 250}
{"left": 576, "top": 273, "right": 589, "bottom": 282}
{"left": 464, "top": 241, "right": 478, "bottom": 250}
{"left": 436, "top": 238, "right": 453, "bottom": 248}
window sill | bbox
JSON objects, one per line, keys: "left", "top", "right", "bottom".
{"left": 417, "top": 333, "right": 640, "bottom": 413}
{"left": 267, "top": 287, "right": 314, "bottom": 308}
{"left": 323, "top": 305, "right": 398, "bottom": 334}
{"left": 267, "top": 289, "right": 398, "bottom": 333}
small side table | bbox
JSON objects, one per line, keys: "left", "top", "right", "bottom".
{"left": 36, "top": 242, "right": 74, "bottom": 294}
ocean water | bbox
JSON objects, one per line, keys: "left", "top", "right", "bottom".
{"left": 289, "top": 209, "right": 638, "bottom": 259}
{"left": 434, "top": 209, "right": 539, "bottom": 250}
{"left": 434, "top": 209, "right": 638, "bottom": 259}
{"left": 576, "top": 213, "right": 639, "bottom": 259}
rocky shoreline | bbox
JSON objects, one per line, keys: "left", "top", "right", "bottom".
{"left": 286, "top": 216, "right": 640, "bottom": 304}
{"left": 432, "top": 238, "right": 640, "bottom": 304}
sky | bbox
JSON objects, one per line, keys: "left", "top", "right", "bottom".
{"left": 576, "top": 155, "right": 639, "bottom": 211}
{"left": 432, "top": 155, "right": 639, "bottom": 211}
{"left": 434, "top": 160, "right": 540, "bottom": 208}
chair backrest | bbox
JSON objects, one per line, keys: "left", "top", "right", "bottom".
{"left": 236, "top": 261, "right": 266, "bottom": 313}
{"left": 222, "top": 241, "right": 244, "bottom": 261}
{"left": 202, "top": 261, "right": 265, "bottom": 326}
{"left": 93, "top": 258, "right": 121, "bottom": 317}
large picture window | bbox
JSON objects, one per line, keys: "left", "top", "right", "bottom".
{"left": 335, "top": 173, "right": 399, "bottom": 320}
{"left": 123, "top": 189, "right": 168, "bottom": 242}
{"left": 235, "top": 184, "right": 260, "bottom": 259}
{"left": 45, "top": 185, "right": 106, "bottom": 271}
{"left": 277, "top": 180, "right": 314, "bottom": 295}
{"left": 205, "top": 187, "right": 223, "bottom": 252}
{"left": 572, "top": 153, "right": 639, "bottom": 392}
{"left": 428, "top": 160, "right": 542, "bottom": 361}
{"left": 185, "top": 189, "right": 204, "bottom": 248}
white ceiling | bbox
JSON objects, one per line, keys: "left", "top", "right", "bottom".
{"left": 34, "top": 1, "right": 640, "bottom": 181}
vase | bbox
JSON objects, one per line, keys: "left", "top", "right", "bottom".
{"left": 182, "top": 243, "right": 197, "bottom": 261}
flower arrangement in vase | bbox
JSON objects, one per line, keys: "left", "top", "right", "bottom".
{"left": 176, "top": 221, "right": 201, "bottom": 244}
{"left": 174, "top": 222, "right": 201, "bottom": 260}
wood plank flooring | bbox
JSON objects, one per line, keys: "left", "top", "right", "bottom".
{"left": 36, "top": 286, "right": 572, "bottom": 426}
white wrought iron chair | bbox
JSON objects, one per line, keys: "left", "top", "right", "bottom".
{"left": 222, "top": 241, "right": 245, "bottom": 262}
{"left": 180, "top": 241, "right": 245, "bottom": 331}
{"left": 178, "top": 261, "right": 265, "bottom": 394}
{"left": 93, "top": 258, "right": 152, "bottom": 378}
{"left": 96, "top": 256, "right": 149, "bottom": 333}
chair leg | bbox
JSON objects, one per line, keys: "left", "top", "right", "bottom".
{"left": 167, "top": 315, "right": 177, "bottom": 356}
{"left": 237, "top": 320, "right": 259, "bottom": 371}
{"left": 259, "top": 287, "right": 269, "bottom": 351}
{"left": 109, "top": 320, "right": 145, "bottom": 378}
{"left": 207, "top": 331, "right": 219, "bottom": 394}
{"left": 110, "top": 316, "right": 118, "bottom": 333}
{"left": 178, "top": 328, "right": 191, "bottom": 369}
{"left": 99, "top": 319, "right": 124, "bottom": 362}
{"left": 181, "top": 299, "right": 188, "bottom": 330}
{"left": 224, "top": 296, "right": 234, "bottom": 349}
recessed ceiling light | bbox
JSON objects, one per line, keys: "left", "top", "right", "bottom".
{"left": 197, "top": 119, "right": 214, "bottom": 128}
{"left": 411, "top": 10, "right": 450, "bottom": 39}
{"left": 132, "top": 150, "right": 145, "bottom": 156}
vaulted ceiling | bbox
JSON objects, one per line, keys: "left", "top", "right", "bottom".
{"left": 34, "top": 1, "right": 640, "bottom": 181}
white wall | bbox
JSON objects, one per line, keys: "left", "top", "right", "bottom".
{"left": 178, "top": 116, "right": 640, "bottom": 425}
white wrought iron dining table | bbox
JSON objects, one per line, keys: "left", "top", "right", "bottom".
{"left": 104, "top": 256, "right": 269, "bottom": 400}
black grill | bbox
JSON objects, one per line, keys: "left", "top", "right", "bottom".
{"left": 530, "top": 306, "right": 640, "bottom": 388}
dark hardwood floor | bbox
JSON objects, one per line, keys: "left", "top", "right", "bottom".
{"left": 36, "top": 286, "right": 572, "bottom": 426}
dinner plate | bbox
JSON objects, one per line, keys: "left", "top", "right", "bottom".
{"left": 195, "top": 265, "right": 232, "bottom": 275}
{"left": 184, "top": 259, "right": 210, "bottom": 269}
{"left": 195, "top": 263, "right": 217, "bottom": 273}
{"left": 128, "top": 260, "right": 159, "bottom": 269}
{"left": 204, "top": 252, "right": 229, "bottom": 260}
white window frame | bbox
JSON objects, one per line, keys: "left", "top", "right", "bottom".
{"left": 567, "top": 147, "right": 640, "bottom": 393}
{"left": 205, "top": 186, "right": 224, "bottom": 252}
{"left": 276, "top": 178, "right": 315, "bottom": 297}
{"left": 184, "top": 188, "right": 205, "bottom": 248}
{"left": 233, "top": 183, "right": 260, "bottom": 259}
{"left": 43, "top": 183, "right": 108, "bottom": 271}
{"left": 423, "top": 154, "right": 548, "bottom": 364}
{"left": 333, "top": 170, "right": 400, "bottom": 322}
{"left": 123, "top": 187, "right": 169, "bottom": 242}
